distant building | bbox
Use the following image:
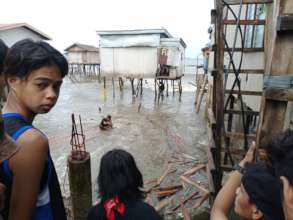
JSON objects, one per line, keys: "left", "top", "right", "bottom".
{"left": 0, "top": 23, "right": 51, "bottom": 46}
{"left": 97, "top": 28, "right": 186, "bottom": 79}
{"left": 64, "top": 43, "right": 100, "bottom": 64}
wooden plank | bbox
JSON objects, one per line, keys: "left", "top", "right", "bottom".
{"left": 223, "top": 19, "right": 266, "bottom": 25}
{"left": 223, "top": 0, "right": 273, "bottom": 5}
{"left": 224, "top": 109, "right": 259, "bottom": 116}
{"left": 224, "top": 47, "right": 264, "bottom": 52}
{"left": 155, "top": 75, "right": 184, "bottom": 80}
{"left": 206, "top": 163, "right": 215, "bottom": 194}
{"left": 183, "top": 164, "right": 206, "bottom": 177}
{"left": 227, "top": 69, "right": 264, "bottom": 74}
{"left": 226, "top": 131, "right": 256, "bottom": 140}
{"left": 265, "top": 88, "right": 293, "bottom": 101}
{"left": 180, "top": 176, "right": 209, "bottom": 194}
{"left": 213, "top": 0, "right": 225, "bottom": 193}
{"left": 208, "top": 108, "right": 216, "bottom": 127}
{"left": 257, "top": 0, "right": 293, "bottom": 146}
{"left": 225, "top": 90, "right": 263, "bottom": 96}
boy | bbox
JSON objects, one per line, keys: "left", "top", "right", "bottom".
{"left": 1, "top": 39, "right": 68, "bottom": 220}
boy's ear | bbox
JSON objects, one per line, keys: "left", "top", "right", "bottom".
{"left": 251, "top": 205, "right": 264, "bottom": 220}
{"left": 6, "top": 76, "right": 21, "bottom": 91}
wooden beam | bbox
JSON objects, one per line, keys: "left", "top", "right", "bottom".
{"left": 224, "top": 47, "right": 264, "bottom": 52}
{"left": 211, "top": 46, "right": 264, "bottom": 52}
{"left": 223, "top": 0, "right": 273, "bottom": 5}
{"left": 265, "top": 88, "right": 293, "bottom": 101}
{"left": 223, "top": 19, "right": 266, "bottom": 25}
{"left": 225, "top": 90, "right": 263, "bottom": 96}
{"left": 224, "top": 109, "right": 260, "bottom": 116}
{"left": 213, "top": 0, "right": 225, "bottom": 193}
{"left": 227, "top": 69, "right": 264, "bottom": 74}
{"left": 208, "top": 108, "right": 216, "bottom": 128}
{"left": 226, "top": 132, "right": 256, "bottom": 140}
{"left": 257, "top": 0, "right": 293, "bottom": 146}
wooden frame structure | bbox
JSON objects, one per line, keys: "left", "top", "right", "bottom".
{"left": 207, "top": 0, "right": 293, "bottom": 195}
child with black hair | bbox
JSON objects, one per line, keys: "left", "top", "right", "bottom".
{"left": 0, "top": 39, "right": 68, "bottom": 220}
{"left": 211, "top": 142, "right": 285, "bottom": 220}
{"left": 88, "top": 149, "right": 161, "bottom": 220}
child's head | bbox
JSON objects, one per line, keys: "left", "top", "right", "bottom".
{"left": 261, "top": 129, "right": 293, "bottom": 184}
{"left": 98, "top": 149, "right": 144, "bottom": 203}
{"left": 234, "top": 162, "right": 284, "bottom": 220}
{"left": 3, "top": 39, "right": 68, "bottom": 114}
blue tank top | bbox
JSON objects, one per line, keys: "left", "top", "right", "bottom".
{"left": 1, "top": 113, "right": 54, "bottom": 220}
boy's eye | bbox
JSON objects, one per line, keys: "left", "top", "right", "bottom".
{"left": 36, "top": 83, "right": 47, "bottom": 88}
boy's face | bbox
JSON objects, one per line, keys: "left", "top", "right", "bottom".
{"left": 9, "top": 65, "right": 63, "bottom": 114}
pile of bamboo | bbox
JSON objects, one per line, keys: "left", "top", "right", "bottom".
{"left": 144, "top": 151, "right": 210, "bottom": 219}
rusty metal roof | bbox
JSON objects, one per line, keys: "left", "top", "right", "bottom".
{"left": 0, "top": 23, "right": 51, "bottom": 40}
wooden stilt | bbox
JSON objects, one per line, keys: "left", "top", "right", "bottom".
{"left": 166, "top": 80, "right": 169, "bottom": 97}
{"left": 172, "top": 80, "right": 175, "bottom": 96}
{"left": 131, "top": 78, "right": 135, "bottom": 96}
{"left": 68, "top": 153, "right": 92, "bottom": 220}
{"left": 140, "top": 79, "right": 143, "bottom": 95}
{"left": 154, "top": 78, "right": 157, "bottom": 101}
{"left": 112, "top": 77, "right": 115, "bottom": 98}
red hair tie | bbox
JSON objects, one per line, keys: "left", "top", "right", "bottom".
{"left": 104, "top": 196, "right": 125, "bottom": 220}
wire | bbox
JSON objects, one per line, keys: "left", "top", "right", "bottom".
{"left": 217, "top": 0, "right": 249, "bottom": 166}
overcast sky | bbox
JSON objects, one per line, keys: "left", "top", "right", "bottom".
{"left": 0, "top": 0, "right": 214, "bottom": 58}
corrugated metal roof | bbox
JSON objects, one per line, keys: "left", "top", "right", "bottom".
{"left": 160, "top": 38, "right": 187, "bottom": 48}
{"left": 64, "top": 43, "right": 99, "bottom": 52}
{"left": 0, "top": 23, "right": 51, "bottom": 40}
{"left": 96, "top": 28, "right": 172, "bottom": 38}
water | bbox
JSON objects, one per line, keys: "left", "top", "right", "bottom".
{"left": 34, "top": 74, "right": 209, "bottom": 203}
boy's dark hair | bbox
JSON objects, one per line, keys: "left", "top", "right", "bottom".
{"left": 0, "top": 39, "right": 8, "bottom": 73}
{"left": 263, "top": 129, "right": 293, "bottom": 161}
{"left": 3, "top": 39, "right": 68, "bottom": 78}
{"left": 262, "top": 129, "right": 293, "bottom": 184}
{"left": 98, "top": 149, "right": 145, "bottom": 203}
{"left": 242, "top": 162, "right": 285, "bottom": 220}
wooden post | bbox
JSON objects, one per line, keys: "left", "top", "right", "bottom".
{"left": 68, "top": 152, "right": 92, "bottom": 220}
{"left": 213, "top": 0, "right": 225, "bottom": 193}
{"left": 112, "top": 77, "right": 115, "bottom": 98}
{"left": 140, "top": 79, "right": 143, "bottom": 95}
{"left": 166, "top": 80, "right": 169, "bottom": 97}
{"left": 178, "top": 79, "right": 182, "bottom": 102}
{"left": 224, "top": 95, "right": 235, "bottom": 164}
{"left": 154, "top": 78, "right": 157, "bottom": 100}
{"left": 130, "top": 78, "right": 135, "bottom": 96}
{"left": 103, "top": 77, "right": 106, "bottom": 89}
{"left": 257, "top": 0, "right": 293, "bottom": 146}
{"left": 172, "top": 79, "right": 175, "bottom": 96}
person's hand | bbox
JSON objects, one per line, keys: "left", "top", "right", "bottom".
{"left": 239, "top": 141, "right": 256, "bottom": 168}
{"left": 280, "top": 176, "right": 293, "bottom": 220}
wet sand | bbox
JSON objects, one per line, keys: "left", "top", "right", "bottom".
{"left": 34, "top": 75, "right": 208, "bottom": 199}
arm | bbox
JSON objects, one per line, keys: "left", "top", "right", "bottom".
{"left": 210, "top": 171, "right": 242, "bottom": 220}
{"left": 8, "top": 129, "right": 48, "bottom": 220}
{"left": 211, "top": 142, "right": 256, "bottom": 220}
{"left": 280, "top": 176, "right": 293, "bottom": 220}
